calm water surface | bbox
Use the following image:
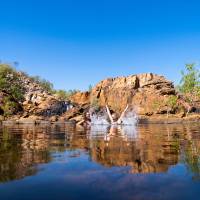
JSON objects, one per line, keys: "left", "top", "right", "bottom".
{"left": 0, "top": 123, "right": 200, "bottom": 200}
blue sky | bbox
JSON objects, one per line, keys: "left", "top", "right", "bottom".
{"left": 0, "top": 0, "right": 200, "bottom": 90}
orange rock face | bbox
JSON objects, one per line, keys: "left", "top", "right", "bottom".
{"left": 69, "top": 91, "right": 90, "bottom": 105}
{"left": 71, "top": 73, "right": 177, "bottom": 116}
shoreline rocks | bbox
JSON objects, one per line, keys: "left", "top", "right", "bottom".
{"left": 1, "top": 113, "right": 200, "bottom": 125}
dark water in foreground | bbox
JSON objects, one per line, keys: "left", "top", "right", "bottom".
{"left": 0, "top": 123, "right": 200, "bottom": 200}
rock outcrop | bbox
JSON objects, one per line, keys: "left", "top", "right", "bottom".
{"left": 20, "top": 73, "right": 72, "bottom": 120}
{"left": 0, "top": 72, "right": 71, "bottom": 121}
{"left": 1, "top": 70, "right": 198, "bottom": 123}
{"left": 70, "top": 73, "right": 178, "bottom": 116}
{"left": 70, "top": 91, "right": 90, "bottom": 105}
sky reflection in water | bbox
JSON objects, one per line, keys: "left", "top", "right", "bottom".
{"left": 0, "top": 123, "right": 200, "bottom": 200}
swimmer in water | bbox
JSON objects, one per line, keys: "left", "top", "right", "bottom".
{"left": 106, "top": 104, "right": 129, "bottom": 125}
{"left": 77, "top": 112, "right": 91, "bottom": 127}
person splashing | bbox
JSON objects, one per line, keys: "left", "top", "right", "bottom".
{"left": 77, "top": 104, "right": 137, "bottom": 127}
{"left": 106, "top": 104, "right": 129, "bottom": 125}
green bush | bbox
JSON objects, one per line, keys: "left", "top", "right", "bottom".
{"left": 166, "top": 96, "right": 178, "bottom": 116}
{"left": 1, "top": 97, "right": 20, "bottom": 117}
{"left": 179, "top": 63, "right": 200, "bottom": 100}
{"left": 0, "top": 64, "right": 24, "bottom": 102}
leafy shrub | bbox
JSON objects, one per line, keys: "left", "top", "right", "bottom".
{"left": 1, "top": 97, "right": 20, "bottom": 117}
{"left": 179, "top": 63, "right": 200, "bottom": 100}
{"left": 0, "top": 64, "right": 24, "bottom": 102}
{"left": 166, "top": 96, "right": 178, "bottom": 115}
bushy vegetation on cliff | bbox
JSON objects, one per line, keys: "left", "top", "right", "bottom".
{"left": 0, "top": 63, "right": 80, "bottom": 117}
{"left": 0, "top": 64, "right": 24, "bottom": 102}
{"left": 0, "top": 64, "right": 25, "bottom": 116}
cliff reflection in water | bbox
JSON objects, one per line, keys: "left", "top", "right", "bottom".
{"left": 1, "top": 123, "right": 200, "bottom": 183}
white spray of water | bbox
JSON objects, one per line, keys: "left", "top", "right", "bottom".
{"left": 121, "top": 108, "right": 138, "bottom": 126}
{"left": 88, "top": 107, "right": 138, "bottom": 141}
{"left": 89, "top": 109, "right": 110, "bottom": 125}
{"left": 89, "top": 106, "right": 138, "bottom": 126}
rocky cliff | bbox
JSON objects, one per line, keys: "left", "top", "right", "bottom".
{"left": 0, "top": 68, "right": 197, "bottom": 123}
{"left": 93, "top": 73, "right": 177, "bottom": 114}
{"left": 0, "top": 70, "right": 70, "bottom": 121}
{"left": 70, "top": 73, "right": 182, "bottom": 116}
{"left": 19, "top": 72, "right": 69, "bottom": 119}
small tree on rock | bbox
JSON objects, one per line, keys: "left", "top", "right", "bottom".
{"left": 166, "top": 96, "right": 178, "bottom": 118}
{"left": 179, "top": 63, "right": 200, "bottom": 101}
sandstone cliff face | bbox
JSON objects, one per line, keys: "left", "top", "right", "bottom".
{"left": 0, "top": 71, "right": 194, "bottom": 122}
{"left": 92, "top": 73, "right": 176, "bottom": 115}
{"left": 20, "top": 73, "right": 70, "bottom": 119}
{"left": 70, "top": 91, "right": 90, "bottom": 105}
{"left": 1, "top": 72, "right": 70, "bottom": 120}
{"left": 71, "top": 73, "right": 177, "bottom": 116}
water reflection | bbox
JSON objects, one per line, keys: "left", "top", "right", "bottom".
{"left": 0, "top": 123, "right": 200, "bottom": 183}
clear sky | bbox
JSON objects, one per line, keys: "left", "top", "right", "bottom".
{"left": 0, "top": 0, "right": 200, "bottom": 90}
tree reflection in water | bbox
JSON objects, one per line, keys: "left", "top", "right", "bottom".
{"left": 0, "top": 123, "right": 200, "bottom": 182}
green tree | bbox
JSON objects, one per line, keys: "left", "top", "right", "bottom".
{"left": 0, "top": 64, "right": 24, "bottom": 116}
{"left": 0, "top": 64, "right": 24, "bottom": 102}
{"left": 179, "top": 63, "right": 200, "bottom": 100}
{"left": 166, "top": 96, "right": 178, "bottom": 117}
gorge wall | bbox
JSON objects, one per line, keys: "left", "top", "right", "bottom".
{"left": 0, "top": 68, "right": 196, "bottom": 122}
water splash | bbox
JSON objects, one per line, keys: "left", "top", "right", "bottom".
{"left": 89, "top": 106, "right": 138, "bottom": 126}
{"left": 121, "top": 108, "right": 138, "bottom": 126}
{"left": 89, "top": 108, "right": 110, "bottom": 125}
